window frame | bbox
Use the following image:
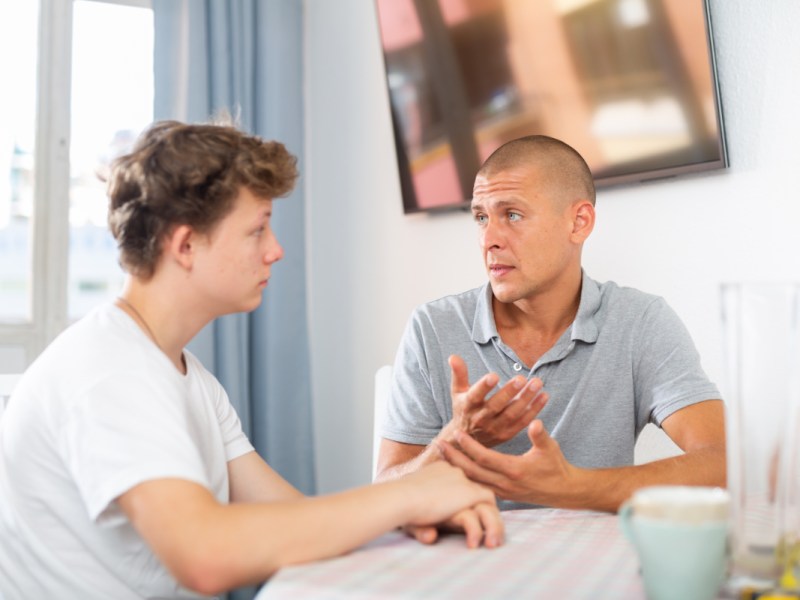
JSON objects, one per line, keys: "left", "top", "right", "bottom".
{"left": 0, "top": 0, "right": 151, "bottom": 369}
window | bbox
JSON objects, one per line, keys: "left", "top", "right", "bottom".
{"left": 0, "top": 2, "right": 39, "bottom": 325}
{"left": 69, "top": 0, "right": 153, "bottom": 318}
{"left": 0, "top": 0, "right": 153, "bottom": 371}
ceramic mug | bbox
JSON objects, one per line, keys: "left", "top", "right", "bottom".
{"left": 619, "top": 486, "right": 730, "bottom": 600}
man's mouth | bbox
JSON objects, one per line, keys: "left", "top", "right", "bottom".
{"left": 488, "top": 264, "right": 513, "bottom": 277}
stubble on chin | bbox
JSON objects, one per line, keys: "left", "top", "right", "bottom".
{"left": 489, "top": 281, "right": 516, "bottom": 305}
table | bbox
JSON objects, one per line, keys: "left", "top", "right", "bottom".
{"left": 256, "top": 508, "right": 646, "bottom": 599}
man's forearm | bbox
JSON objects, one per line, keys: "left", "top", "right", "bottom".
{"left": 376, "top": 423, "right": 461, "bottom": 482}
{"left": 550, "top": 446, "right": 727, "bottom": 513}
{"left": 376, "top": 446, "right": 439, "bottom": 481}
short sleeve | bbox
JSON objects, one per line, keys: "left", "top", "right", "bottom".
{"left": 59, "top": 372, "right": 208, "bottom": 523}
{"left": 633, "top": 298, "right": 721, "bottom": 426}
{"left": 185, "top": 352, "right": 254, "bottom": 463}
{"left": 382, "top": 310, "right": 445, "bottom": 445}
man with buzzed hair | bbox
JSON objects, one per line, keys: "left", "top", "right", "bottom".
{"left": 375, "top": 135, "right": 725, "bottom": 520}
{"left": 480, "top": 135, "right": 596, "bottom": 205}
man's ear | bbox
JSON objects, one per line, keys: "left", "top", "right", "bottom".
{"left": 571, "top": 200, "right": 595, "bottom": 243}
{"left": 165, "top": 224, "right": 197, "bottom": 270}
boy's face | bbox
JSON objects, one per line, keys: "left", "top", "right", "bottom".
{"left": 191, "top": 187, "right": 283, "bottom": 316}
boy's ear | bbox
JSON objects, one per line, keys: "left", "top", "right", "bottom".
{"left": 166, "top": 224, "right": 197, "bottom": 270}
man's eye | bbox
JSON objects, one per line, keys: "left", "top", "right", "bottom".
{"left": 508, "top": 212, "right": 521, "bottom": 222}
{"left": 474, "top": 214, "right": 487, "bottom": 224}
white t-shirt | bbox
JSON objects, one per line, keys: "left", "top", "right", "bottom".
{"left": 0, "top": 304, "right": 254, "bottom": 599}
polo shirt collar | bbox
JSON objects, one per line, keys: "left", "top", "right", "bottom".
{"left": 572, "top": 270, "right": 601, "bottom": 344}
{"left": 472, "top": 282, "right": 498, "bottom": 344}
{"left": 471, "top": 270, "right": 601, "bottom": 345}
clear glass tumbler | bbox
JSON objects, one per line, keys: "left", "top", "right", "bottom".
{"left": 721, "top": 283, "right": 800, "bottom": 588}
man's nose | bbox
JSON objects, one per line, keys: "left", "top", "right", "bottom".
{"left": 480, "top": 219, "right": 503, "bottom": 250}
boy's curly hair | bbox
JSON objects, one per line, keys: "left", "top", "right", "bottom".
{"left": 106, "top": 120, "right": 298, "bottom": 279}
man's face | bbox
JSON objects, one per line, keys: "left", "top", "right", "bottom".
{"left": 471, "top": 166, "right": 579, "bottom": 305}
{"left": 192, "top": 187, "right": 283, "bottom": 316}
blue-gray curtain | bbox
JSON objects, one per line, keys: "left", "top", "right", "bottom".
{"left": 152, "top": 5, "right": 315, "bottom": 594}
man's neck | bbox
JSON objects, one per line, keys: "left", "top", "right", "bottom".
{"left": 492, "top": 272, "right": 583, "bottom": 367}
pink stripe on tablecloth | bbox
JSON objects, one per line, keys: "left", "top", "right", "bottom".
{"left": 259, "top": 509, "right": 645, "bottom": 599}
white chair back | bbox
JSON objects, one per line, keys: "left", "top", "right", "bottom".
{"left": 634, "top": 422, "right": 683, "bottom": 464}
{"left": 0, "top": 374, "right": 22, "bottom": 421}
{"left": 372, "top": 365, "right": 392, "bottom": 480}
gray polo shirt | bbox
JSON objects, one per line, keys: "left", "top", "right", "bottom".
{"left": 383, "top": 272, "right": 719, "bottom": 508}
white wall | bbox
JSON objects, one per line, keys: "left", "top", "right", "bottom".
{"left": 305, "top": 0, "right": 800, "bottom": 493}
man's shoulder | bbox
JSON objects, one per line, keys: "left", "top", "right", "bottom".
{"left": 401, "top": 284, "right": 488, "bottom": 347}
{"left": 593, "top": 277, "right": 664, "bottom": 312}
{"left": 412, "top": 284, "right": 486, "bottom": 319}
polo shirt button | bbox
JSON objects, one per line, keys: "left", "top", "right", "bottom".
{"left": 513, "top": 362, "right": 522, "bottom": 371}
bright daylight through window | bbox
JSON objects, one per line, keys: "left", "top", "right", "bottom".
{"left": 0, "top": 0, "right": 153, "bottom": 368}
{"left": 69, "top": 0, "right": 153, "bottom": 319}
{"left": 0, "top": 2, "right": 38, "bottom": 323}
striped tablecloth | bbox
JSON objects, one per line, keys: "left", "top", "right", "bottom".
{"left": 257, "top": 508, "right": 646, "bottom": 599}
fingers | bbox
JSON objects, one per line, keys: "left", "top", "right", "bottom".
{"left": 473, "top": 378, "right": 547, "bottom": 426}
{"left": 455, "top": 433, "right": 510, "bottom": 473}
{"left": 494, "top": 377, "right": 544, "bottom": 413}
{"left": 450, "top": 508, "right": 482, "bottom": 549}
{"left": 450, "top": 354, "right": 500, "bottom": 406}
{"left": 527, "top": 419, "right": 554, "bottom": 448}
{"left": 443, "top": 503, "right": 505, "bottom": 549}
{"left": 403, "top": 524, "right": 439, "bottom": 545}
{"left": 475, "top": 502, "right": 504, "bottom": 548}
{"left": 448, "top": 355, "right": 470, "bottom": 394}
{"left": 438, "top": 438, "right": 505, "bottom": 491}
{"left": 472, "top": 376, "right": 526, "bottom": 421}
{"left": 516, "top": 390, "right": 549, "bottom": 424}
{"left": 461, "top": 372, "right": 500, "bottom": 412}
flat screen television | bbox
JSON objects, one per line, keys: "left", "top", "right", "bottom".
{"left": 374, "top": 0, "right": 728, "bottom": 214}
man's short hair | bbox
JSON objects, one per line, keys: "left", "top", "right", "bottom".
{"left": 478, "top": 135, "right": 596, "bottom": 206}
{"left": 106, "top": 120, "right": 298, "bottom": 279}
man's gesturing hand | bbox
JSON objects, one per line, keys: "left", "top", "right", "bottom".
{"left": 445, "top": 354, "right": 548, "bottom": 448}
{"left": 438, "top": 420, "right": 577, "bottom": 507}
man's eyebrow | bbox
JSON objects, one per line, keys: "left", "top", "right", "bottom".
{"left": 471, "top": 199, "right": 519, "bottom": 212}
